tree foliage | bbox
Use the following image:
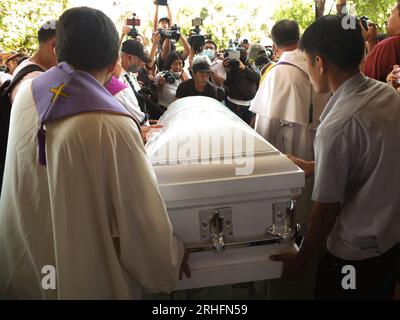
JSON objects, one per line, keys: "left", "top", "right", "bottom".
{"left": 0, "top": 0, "right": 396, "bottom": 54}
{"left": 272, "top": 0, "right": 316, "bottom": 32}
{"left": 0, "top": 0, "right": 68, "bottom": 54}
{"left": 272, "top": 0, "right": 394, "bottom": 34}
{"left": 353, "top": 0, "right": 393, "bottom": 32}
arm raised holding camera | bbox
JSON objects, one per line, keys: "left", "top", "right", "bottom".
{"left": 166, "top": 3, "right": 174, "bottom": 26}
{"left": 120, "top": 25, "right": 131, "bottom": 45}
{"left": 179, "top": 34, "right": 191, "bottom": 61}
{"left": 147, "top": 32, "right": 161, "bottom": 69}
{"left": 153, "top": 2, "right": 159, "bottom": 33}
{"left": 153, "top": 1, "right": 174, "bottom": 32}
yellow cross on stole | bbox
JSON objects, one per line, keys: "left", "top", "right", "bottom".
{"left": 49, "top": 83, "right": 69, "bottom": 103}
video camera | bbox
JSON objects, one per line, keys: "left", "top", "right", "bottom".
{"left": 158, "top": 24, "right": 181, "bottom": 42}
{"left": 188, "top": 18, "right": 206, "bottom": 54}
{"left": 126, "top": 13, "right": 141, "bottom": 39}
{"left": 224, "top": 39, "right": 244, "bottom": 69}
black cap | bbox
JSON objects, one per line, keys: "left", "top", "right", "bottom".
{"left": 121, "top": 39, "right": 150, "bottom": 63}
{"left": 158, "top": 17, "right": 170, "bottom": 25}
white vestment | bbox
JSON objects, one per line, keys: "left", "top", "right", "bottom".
{"left": 250, "top": 49, "right": 330, "bottom": 161}
{"left": 0, "top": 80, "right": 184, "bottom": 299}
{"left": 114, "top": 83, "right": 148, "bottom": 125}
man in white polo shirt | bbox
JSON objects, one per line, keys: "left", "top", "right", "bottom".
{"left": 271, "top": 15, "right": 400, "bottom": 300}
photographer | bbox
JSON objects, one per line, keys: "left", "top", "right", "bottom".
{"left": 159, "top": 29, "right": 191, "bottom": 71}
{"left": 152, "top": 1, "right": 190, "bottom": 70}
{"left": 364, "top": 2, "right": 400, "bottom": 82}
{"left": 120, "top": 39, "right": 164, "bottom": 120}
{"left": 154, "top": 52, "right": 189, "bottom": 111}
{"left": 223, "top": 44, "right": 260, "bottom": 125}
{"left": 202, "top": 40, "right": 226, "bottom": 89}
{"left": 153, "top": 0, "right": 173, "bottom": 33}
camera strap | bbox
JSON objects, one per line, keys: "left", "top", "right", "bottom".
{"left": 275, "top": 61, "right": 314, "bottom": 125}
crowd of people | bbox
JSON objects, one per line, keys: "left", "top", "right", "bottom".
{"left": 0, "top": 0, "right": 400, "bottom": 300}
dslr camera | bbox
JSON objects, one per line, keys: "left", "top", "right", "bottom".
{"left": 188, "top": 18, "right": 206, "bottom": 54}
{"left": 359, "top": 16, "right": 371, "bottom": 31}
{"left": 161, "top": 71, "right": 177, "bottom": 84}
{"left": 158, "top": 24, "right": 181, "bottom": 42}
{"left": 126, "top": 13, "right": 141, "bottom": 39}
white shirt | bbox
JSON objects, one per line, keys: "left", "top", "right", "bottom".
{"left": 114, "top": 80, "right": 148, "bottom": 125}
{"left": 0, "top": 79, "right": 184, "bottom": 299}
{"left": 313, "top": 73, "right": 400, "bottom": 260}
{"left": 210, "top": 58, "right": 227, "bottom": 89}
{"left": 250, "top": 49, "right": 329, "bottom": 160}
{"left": 210, "top": 59, "right": 226, "bottom": 79}
{"left": 154, "top": 72, "right": 182, "bottom": 108}
{"left": 11, "top": 58, "right": 44, "bottom": 103}
{"left": 0, "top": 71, "right": 12, "bottom": 87}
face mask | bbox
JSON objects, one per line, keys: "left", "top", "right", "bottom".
{"left": 128, "top": 62, "right": 138, "bottom": 73}
{"left": 203, "top": 49, "right": 216, "bottom": 61}
{"left": 173, "top": 71, "right": 182, "bottom": 79}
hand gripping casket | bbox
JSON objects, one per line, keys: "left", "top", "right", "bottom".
{"left": 145, "top": 97, "right": 305, "bottom": 291}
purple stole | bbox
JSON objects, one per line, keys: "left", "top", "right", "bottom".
{"left": 105, "top": 76, "right": 128, "bottom": 96}
{"left": 32, "top": 62, "right": 136, "bottom": 165}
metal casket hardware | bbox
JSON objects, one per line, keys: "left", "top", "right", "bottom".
{"left": 199, "top": 207, "right": 234, "bottom": 251}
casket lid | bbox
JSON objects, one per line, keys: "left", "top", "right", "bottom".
{"left": 146, "top": 96, "right": 278, "bottom": 165}
{"left": 146, "top": 97, "right": 304, "bottom": 202}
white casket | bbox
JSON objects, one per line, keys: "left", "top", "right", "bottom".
{"left": 145, "top": 97, "right": 305, "bottom": 291}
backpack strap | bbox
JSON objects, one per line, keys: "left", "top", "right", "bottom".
{"left": 1, "top": 64, "right": 45, "bottom": 98}
{"left": 274, "top": 61, "right": 314, "bottom": 124}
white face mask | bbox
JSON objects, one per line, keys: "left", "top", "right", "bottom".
{"left": 203, "top": 49, "right": 216, "bottom": 61}
{"left": 173, "top": 71, "right": 182, "bottom": 79}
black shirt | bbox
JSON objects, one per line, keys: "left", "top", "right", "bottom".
{"left": 224, "top": 62, "right": 260, "bottom": 101}
{"left": 175, "top": 79, "right": 218, "bottom": 100}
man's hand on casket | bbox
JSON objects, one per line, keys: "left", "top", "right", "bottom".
{"left": 269, "top": 252, "right": 309, "bottom": 280}
{"left": 179, "top": 249, "right": 191, "bottom": 280}
{"left": 286, "top": 155, "right": 315, "bottom": 178}
{"left": 141, "top": 124, "right": 164, "bottom": 142}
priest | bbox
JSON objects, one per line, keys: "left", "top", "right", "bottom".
{"left": 0, "top": 7, "right": 187, "bottom": 300}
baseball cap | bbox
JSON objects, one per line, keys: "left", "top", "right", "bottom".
{"left": 3, "top": 51, "right": 24, "bottom": 64}
{"left": 248, "top": 44, "right": 267, "bottom": 61}
{"left": 121, "top": 40, "right": 151, "bottom": 63}
{"left": 192, "top": 55, "right": 211, "bottom": 73}
{"left": 158, "top": 17, "right": 170, "bottom": 25}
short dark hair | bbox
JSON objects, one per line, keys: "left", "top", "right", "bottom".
{"left": 299, "top": 15, "right": 365, "bottom": 71}
{"left": 271, "top": 20, "right": 300, "bottom": 47}
{"left": 56, "top": 7, "right": 119, "bottom": 71}
{"left": 38, "top": 20, "right": 57, "bottom": 43}
{"left": 164, "top": 51, "right": 184, "bottom": 70}
{"left": 205, "top": 40, "right": 217, "bottom": 50}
